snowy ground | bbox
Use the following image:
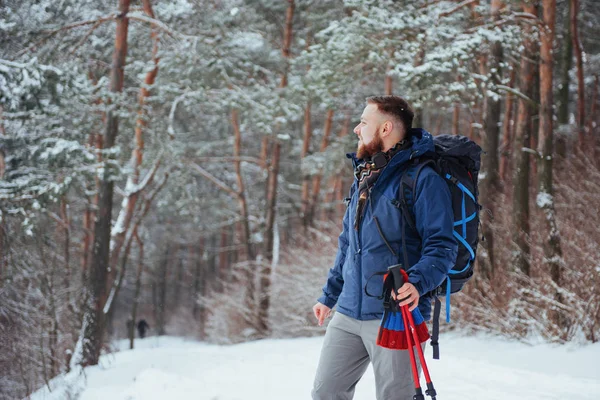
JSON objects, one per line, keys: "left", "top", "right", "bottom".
{"left": 31, "top": 331, "right": 600, "bottom": 400}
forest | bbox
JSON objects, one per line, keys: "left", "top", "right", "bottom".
{"left": 1, "top": 0, "right": 599, "bottom": 398}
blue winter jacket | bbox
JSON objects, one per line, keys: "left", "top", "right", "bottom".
{"left": 317, "top": 129, "right": 458, "bottom": 321}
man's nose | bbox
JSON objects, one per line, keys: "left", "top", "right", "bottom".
{"left": 353, "top": 125, "right": 360, "bottom": 135}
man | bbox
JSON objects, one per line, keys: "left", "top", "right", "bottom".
{"left": 137, "top": 319, "right": 150, "bottom": 339}
{"left": 311, "top": 96, "right": 458, "bottom": 400}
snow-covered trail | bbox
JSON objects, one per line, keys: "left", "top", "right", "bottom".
{"left": 32, "top": 332, "right": 600, "bottom": 400}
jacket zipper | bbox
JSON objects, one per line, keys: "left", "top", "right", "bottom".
{"left": 355, "top": 191, "right": 371, "bottom": 319}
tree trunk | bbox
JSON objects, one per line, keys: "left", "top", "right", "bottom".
{"left": 229, "top": 224, "right": 238, "bottom": 265}
{"left": 82, "top": 72, "right": 106, "bottom": 287}
{"left": 468, "top": 102, "right": 478, "bottom": 141}
{"left": 174, "top": 246, "right": 184, "bottom": 307}
{"left": 231, "top": 109, "right": 254, "bottom": 262}
{"left": 259, "top": 141, "right": 280, "bottom": 334}
{"left": 452, "top": 103, "right": 460, "bottom": 135}
{"left": 308, "top": 109, "right": 334, "bottom": 225}
{"left": 231, "top": 109, "right": 256, "bottom": 314}
{"left": 535, "top": 60, "right": 544, "bottom": 170}
{"left": 538, "top": 0, "right": 565, "bottom": 333}
{"left": 588, "top": 75, "right": 599, "bottom": 164}
{"left": 193, "top": 238, "right": 207, "bottom": 338}
{"left": 260, "top": 136, "right": 269, "bottom": 167}
{"left": 512, "top": 2, "right": 538, "bottom": 277}
{"left": 279, "top": 0, "right": 295, "bottom": 88}
{"left": 218, "top": 226, "right": 228, "bottom": 293}
{"left": 108, "top": 0, "right": 160, "bottom": 292}
{"left": 478, "top": 0, "right": 504, "bottom": 280}
{"left": 79, "top": 0, "right": 130, "bottom": 367}
{"left": 0, "top": 108, "right": 4, "bottom": 284}
{"left": 499, "top": 66, "right": 516, "bottom": 182}
{"left": 81, "top": 202, "right": 92, "bottom": 284}
{"left": 385, "top": 66, "right": 393, "bottom": 95}
{"left": 334, "top": 113, "right": 352, "bottom": 220}
{"left": 129, "top": 229, "right": 143, "bottom": 349}
{"left": 300, "top": 101, "right": 312, "bottom": 227}
{"left": 412, "top": 36, "right": 426, "bottom": 129}
{"left": 206, "top": 234, "right": 217, "bottom": 293}
{"left": 334, "top": 175, "right": 345, "bottom": 221}
{"left": 433, "top": 113, "right": 444, "bottom": 135}
{"left": 60, "top": 197, "right": 71, "bottom": 296}
{"left": 257, "top": 0, "right": 295, "bottom": 335}
{"left": 0, "top": 220, "right": 4, "bottom": 287}
{"left": 323, "top": 113, "right": 350, "bottom": 221}
{"left": 558, "top": 3, "right": 572, "bottom": 126}
{"left": 155, "top": 245, "right": 169, "bottom": 336}
{"left": 571, "top": 0, "right": 585, "bottom": 137}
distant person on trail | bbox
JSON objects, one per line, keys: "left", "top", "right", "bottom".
{"left": 311, "top": 96, "right": 458, "bottom": 400}
{"left": 137, "top": 319, "right": 150, "bottom": 339}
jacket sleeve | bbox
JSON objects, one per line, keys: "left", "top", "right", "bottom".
{"left": 317, "top": 203, "right": 350, "bottom": 309}
{"left": 407, "top": 170, "right": 458, "bottom": 295}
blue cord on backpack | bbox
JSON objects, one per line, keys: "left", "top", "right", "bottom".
{"left": 445, "top": 173, "right": 478, "bottom": 324}
{"left": 446, "top": 277, "right": 451, "bottom": 323}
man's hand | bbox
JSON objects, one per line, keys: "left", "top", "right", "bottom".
{"left": 391, "top": 283, "right": 420, "bottom": 311}
{"left": 312, "top": 303, "right": 332, "bottom": 326}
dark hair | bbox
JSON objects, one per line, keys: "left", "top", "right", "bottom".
{"left": 366, "top": 95, "right": 414, "bottom": 132}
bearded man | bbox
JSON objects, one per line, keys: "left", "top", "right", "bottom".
{"left": 311, "top": 96, "right": 458, "bottom": 400}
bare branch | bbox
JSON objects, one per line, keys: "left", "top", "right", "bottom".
{"left": 189, "top": 162, "right": 240, "bottom": 199}
{"left": 466, "top": 13, "right": 539, "bottom": 34}
{"left": 195, "top": 156, "right": 266, "bottom": 168}
{"left": 439, "top": 0, "right": 478, "bottom": 18}
{"left": 46, "top": 211, "right": 70, "bottom": 231}
{"left": 135, "top": 172, "right": 170, "bottom": 226}
{"left": 13, "top": 15, "right": 116, "bottom": 59}
{"left": 69, "top": 19, "right": 106, "bottom": 55}
{"left": 127, "top": 12, "right": 187, "bottom": 39}
{"left": 497, "top": 85, "right": 538, "bottom": 108}
{"left": 129, "top": 156, "right": 162, "bottom": 196}
{"left": 521, "top": 147, "right": 541, "bottom": 157}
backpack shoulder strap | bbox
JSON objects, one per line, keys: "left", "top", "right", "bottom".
{"left": 399, "top": 158, "right": 437, "bottom": 230}
{"left": 344, "top": 181, "right": 357, "bottom": 207}
{"left": 394, "top": 158, "right": 437, "bottom": 270}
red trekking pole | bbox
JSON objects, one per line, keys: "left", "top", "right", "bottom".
{"left": 401, "top": 303, "right": 437, "bottom": 400}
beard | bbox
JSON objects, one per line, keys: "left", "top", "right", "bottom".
{"left": 356, "top": 127, "right": 384, "bottom": 160}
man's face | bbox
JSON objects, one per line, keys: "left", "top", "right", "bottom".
{"left": 354, "top": 103, "right": 384, "bottom": 159}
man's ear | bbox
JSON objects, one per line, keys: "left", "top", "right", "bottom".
{"left": 381, "top": 120, "right": 393, "bottom": 137}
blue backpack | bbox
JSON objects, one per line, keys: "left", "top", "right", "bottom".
{"left": 394, "top": 134, "right": 482, "bottom": 359}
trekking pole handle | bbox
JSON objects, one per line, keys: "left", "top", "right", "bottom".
{"left": 388, "top": 264, "right": 405, "bottom": 292}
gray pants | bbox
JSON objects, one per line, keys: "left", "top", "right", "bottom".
{"left": 312, "top": 312, "right": 423, "bottom": 400}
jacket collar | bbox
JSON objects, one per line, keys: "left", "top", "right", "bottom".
{"left": 346, "top": 128, "right": 435, "bottom": 182}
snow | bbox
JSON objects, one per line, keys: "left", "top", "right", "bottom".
{"left": 229, "top": 32, "right": 265, "bottom": 52}
{"left": 536, "top": 192, "right": 553, "bottom": 208}
{"left": 31, "top": 332, "right": 600, "bottom": 400}
{"left": 103, "top": 286, "right": 116, "bottom": 314}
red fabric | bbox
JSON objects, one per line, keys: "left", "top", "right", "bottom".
{"left": 413, "top": 320, "right": 430, "bottom": 343}
{"left": 376, "top": 327, "right": 410, "bottom": 350}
